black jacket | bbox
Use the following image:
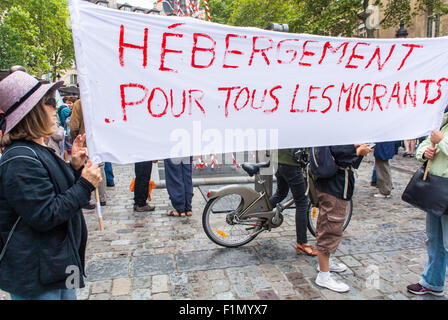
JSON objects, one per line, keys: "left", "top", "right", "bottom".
{"left": 315, "top": 145, "right": 363, "bottom": 200}
{"left": 0, "top": 140, "right": 94, "bottom": 297}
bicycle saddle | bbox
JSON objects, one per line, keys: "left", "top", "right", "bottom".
{"left": 241, "top": 161, "right": 271, "bottom": 176}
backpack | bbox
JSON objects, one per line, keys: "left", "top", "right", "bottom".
{"left": 309, "top": 146, "right": 339, "bottom": 179}
{"left": 57, "top": 105, "right": 67, "bottom": 125}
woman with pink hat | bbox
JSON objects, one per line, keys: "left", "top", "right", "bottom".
{"left": 0, "top": 71, "right": 102, "bottom": 300}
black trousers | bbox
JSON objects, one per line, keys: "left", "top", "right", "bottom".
{"left": 269, "top": 164, "right": 309, "bottom": 244}
{"left": 134, "top": 161, "right": 153, "bottom": 206}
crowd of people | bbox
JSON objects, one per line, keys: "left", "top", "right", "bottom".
{"left": 0, "top": 67, "right": 446, "bottom": 300}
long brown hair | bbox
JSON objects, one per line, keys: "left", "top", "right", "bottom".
{"left": 1, "top": 92, "right": 56, "bottom": 147}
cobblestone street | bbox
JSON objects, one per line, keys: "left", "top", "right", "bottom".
{"left": 2, "top": 150, "right": 447, "bottom": 301}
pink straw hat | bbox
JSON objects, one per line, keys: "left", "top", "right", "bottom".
{"left": 0, "top": 71, "right": 64, "bottom": 135}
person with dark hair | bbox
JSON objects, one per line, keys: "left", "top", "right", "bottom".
{"left": 0, "top": 71, "right": 102, "bottom": 300}
{"left": 58, "top": 97, "right": 72, "bottom": 127}
{"left": 314, "top": 144, "right": 372, "bottom": 293}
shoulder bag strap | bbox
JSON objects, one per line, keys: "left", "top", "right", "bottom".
{"left": 0, "top": 217, "right": 21, "bottom": 262}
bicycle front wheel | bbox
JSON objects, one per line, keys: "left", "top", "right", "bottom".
{"left": 306, "top": 199, "right": 353, "bottom": 237}
{"left": 202, "top": 193, "right": 264, "bottom": 248}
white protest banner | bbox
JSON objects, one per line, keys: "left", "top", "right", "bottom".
{"left": 69, "top": 0, "right": 448, "bottom": 164}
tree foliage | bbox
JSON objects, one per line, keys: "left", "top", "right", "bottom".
{"left": 0, "top": 0, "right": 74, "bottom": 80}
{"left": 207, "top": 0, "right": 448, "bottom": 37}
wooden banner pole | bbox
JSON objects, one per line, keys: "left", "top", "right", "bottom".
{"left": 95, "top": 188, "right": 104, "bottom": 231}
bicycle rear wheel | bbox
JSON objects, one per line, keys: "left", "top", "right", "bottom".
{"left": 306, "top": 199, "right": 353, "bottom": 237}
{"left": 202, "top": 193, "right": 264, "bottom": 248}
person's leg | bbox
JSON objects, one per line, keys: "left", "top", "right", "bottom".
{"left": 164, "top": 158, "right": 186, "bottom": 215}
{"left": 97, "top": 162, "right": 107, "bottom": 204}
{"left": 419, "top": 213, "right": 447, "bottom": 292}
{"left": 182, "top": 157, "right": 194, "bottom": 215}
{"left": 315, "top": 191, "right": 349, "bottom": 292}
{"left": 134, "top": 161, "right": 153, "bottom": 209}
{"left": 269, "top": 165, "right": 289, "bottom": 208}
{"left": 281, "top": 165, "right": 309, "bottom": 246}
{"left": 404, "top": 140, "right": 411, "bottom": 154}
{"left": 371, "top": 165, "right": 377, "bottom": 185}
{"left": 410, "top": 139, "right": 416, "bottom": 156}
{"left": 104, "top": 162, "right": 115, "bottom": 186}
{"left": 375, "top": 158, "right": 392, "bottom": 196}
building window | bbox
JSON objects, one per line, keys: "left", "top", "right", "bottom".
{"left": 70, "top": 74, "right": 78, "bottom": 85}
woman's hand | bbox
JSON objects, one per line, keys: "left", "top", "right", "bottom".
{"left": 424, "top": 146, "right": 437, "bottom": 160}
{"left": 430, "top": 130, "right": 445, "bottom": 145}
{"left": 356, "top": 143, "right": 373, "bottom": 156}
{"left": 71, "top": 134, "right": 88, "bottom": 170}
{"left": 81, "top": 160, "right": 102, "bottom": 188}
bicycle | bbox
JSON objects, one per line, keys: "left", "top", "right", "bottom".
{"left": 202, "top": 150, "right": 353, "bottom": 248}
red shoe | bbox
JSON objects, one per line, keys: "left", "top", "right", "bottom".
{"left": 296, "top": 243, "right": 318, "bottom": 256}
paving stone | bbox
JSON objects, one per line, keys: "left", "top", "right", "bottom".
{"left": 132, "top": 288, "right": 152, "bottom": 300}
{"left": 176, "top": 247, "right": 261, "bottom": 272}
{"left": 295, "top": 284, "right": 322, "bottom": 299}
{"left": 387, "top": 293, "right": 409, "bottom": 300}
{"left": 111, "top": 295, "right": 131, "bottom": 300}
{"left": 131, "top": 254, "right": 175, "bottom": 276}
{"left": 254, "top": 239, "right": 297, "bottom": 263}
{"left": 212, "top": 279, "right": 231, "bottom": 293}
{"left": 171, "top": 285, "right": 192, "bottom": 299}
{"left": 272, "top": 281, "right": 296, "bottom": 297}
{"left": 152, "top": 274, "right": 169, "bottom": 293}
{"left": 250, "top": 277, "right": 272, "bottom": 291}
{"left": 216, "top": 292, "right": 236, "bottom": 300}
{"left": 261, "top": 269, "right": 287, "bottom": 282}
{"left": 76, "top": 282, "right": 91, "bottom": 300}
{"left": 90, "top": 293, "right": 111, "bottom": 300}
{"left": 112, "top": 278, "right": 131, "bottom": 296}
{"left": 86, "top": 258, "right": 130, "bottom": 281}
{"left": 234, "top": 284, "right": 255, "bottom": 298}
{"left": 152, "top": 293, "right": 172, "bottom": 300}
{"left": 286, "top": 272, "right": 309, "bottom": 287}
{"left": 206, "top": 269, "right": 226, "bottom": 280}
{"left": 91, "top": 280, "right": 112, "bottom": 294}
{"left": 339, "top": 255, "right": 362, "bottom": 267}
{"left": 170, "top": 272, "right": 188, "bottom": 286}
{"left": 256, "top": 290, "right": 280, "bottom": 300}
{"left": 133, "top": 276, "right": 152, "bottom": 289}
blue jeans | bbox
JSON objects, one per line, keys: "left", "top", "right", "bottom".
{"left": 104, "top": 162, "right": 114, "bottom": 185}
{"left": 419, "top": 213, "right": 448, "bottom": 291}
{"left": 10, "top": 288, "right": 77, "bottom": 300}
{"left": 164, "top": 157, "right": 193, "bottom": 213}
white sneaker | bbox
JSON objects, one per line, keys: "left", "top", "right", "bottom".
{"left": 316, "top": 259, "right": 348, "bottom": 273}
{"left": 374, "top": 193, "right": 391, "bottom": 199}
{"left": 315, "top": 272, "right": 350, "bottom": 293}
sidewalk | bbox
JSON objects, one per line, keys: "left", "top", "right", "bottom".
{"left": 1, "top": 149, "right": 446, "bottom": 300}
